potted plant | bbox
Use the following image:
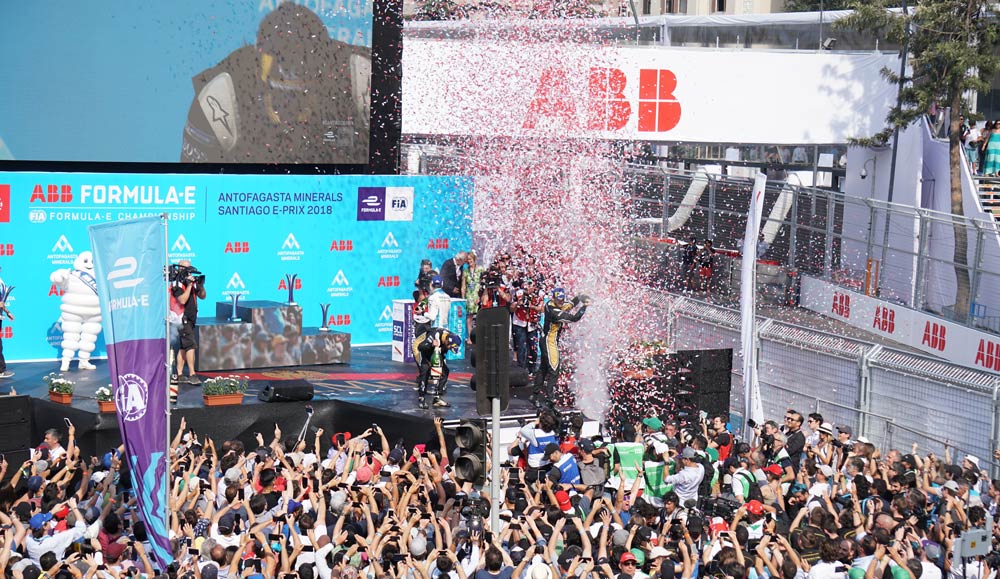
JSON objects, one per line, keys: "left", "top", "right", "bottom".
{"left": 202, "top": 375, "right": 248, "bottom": 407}
{"left": 44, "top": 372, "right": 75, "bottom": 405}
{"left": 96, "top": 385, "right": 116, "bottom": 413}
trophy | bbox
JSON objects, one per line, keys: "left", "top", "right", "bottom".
{"left": 285, "top": 274, "right": 299, "bottom": 306}
{"left": 319, "top": 303, "right": 331, "bottom": 332}
{"left": 227, "top": 293, "right": 242, "bottom": 322}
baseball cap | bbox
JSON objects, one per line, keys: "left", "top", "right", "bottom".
{"left": 331, "top": 432, "right": 352, "bottom": 445}
{"left": 544, "top": 442, "right": 561, "bottom": 460}
{"left": 355, "top": 465, "right": 374, "bottom": 484}
{"left": 763, "top": 464, "right": 783, "bottom": 477}
{"left": 642, "top": 417, "right": 663, "bottom": 431}
{"left": 620, "top": 552, "right": 637, "bottom": 564}
{"left": 709, "top": 516, "right": 729, "bottom": 535}
{"left": 33, "top": 460, "right": 49, "bottom": 474}
{"left": 943, "top": 480, "right": 960, "bottom": 492}
{"left": 578, "top": 439, "right": 596, "bottom": 454}
{"left": 26, "top": 476, "right": 44, "bottom": 493}
{"left": 29, "top": 513, "right": 52, "bottom": 530}
{"left": 431, "top": 276, "right": 443, "bottom": 288}
{"left": 817, "top": 464, "right": 835, "bottom": 478}
{"left": 681, "top": 447, "right": 697, "bottom": 460}
{"left": 612, "top": 528, "right": 630, "bottom": 546}
{"left": 388, "top": 447, "right": 405, "bottom": 464}
{"left": 648, "top": 546, "right": 672, "bottom": 560}
{"left": 837, "top": 424, "right": 852, "bottom": 436}
{"left": 218, "top": 512, "right": 236, "bottom": 533}
{"left": 555, "top": 490, "right": 572, "bottom": 512}
{"left": 745, "top": 500, "right": 764, "bottom": 516}
{"left": 224, "top": 467, "right": 242, "bottom": 483}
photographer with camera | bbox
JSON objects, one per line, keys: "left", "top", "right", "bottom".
{"left": 171, "top": 259, "right": 206, "bottom": 385}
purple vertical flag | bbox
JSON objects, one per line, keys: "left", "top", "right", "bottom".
{"left": 89, "top": 217, "right": 172, "bottom": 567}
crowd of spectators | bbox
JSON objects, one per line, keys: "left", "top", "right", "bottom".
{"left": 2, "top": 406, "right": 999, "bottom": 579}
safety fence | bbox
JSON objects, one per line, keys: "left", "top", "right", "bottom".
{"left": 661, "top": 294, "right": 1000, "bottom": 477}
{"left": 625, "top": 164, "right": 1000, "bottom": 336}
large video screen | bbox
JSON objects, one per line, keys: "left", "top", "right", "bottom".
{"left": 0, "top": 1, "right": 400, "bottom": 171}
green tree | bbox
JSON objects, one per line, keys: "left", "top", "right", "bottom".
{"left": 783, "top": 0, "right": 851, "bottom": 13}
{"left": 839, "top": 0, "right": 999, "bottom": 320}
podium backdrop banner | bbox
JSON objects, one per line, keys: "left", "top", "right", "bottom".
{"left": 0, "top": 173, "right": 472, "bottom": 360}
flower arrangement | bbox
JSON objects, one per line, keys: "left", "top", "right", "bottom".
{"left": 95, "top": 386, "right": 114, "bottom": 402}
{"left": 44, "top": 372, "right": 75, "bottom": 394}
{"left": 202, "top": 375, "right": 249, "bottom": 397}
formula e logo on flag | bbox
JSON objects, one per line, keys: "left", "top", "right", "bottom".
{"left": 107, "top": 257, "right": 144, "bottom": 289}
{"left": 378, "top": 231, "right": 402, "bottom": 260}
{"left": 327, "top": 270, "right": 353, "bottom": 298}
{"left": 278, "top": 233, "right": 304, "bottom": 262}
{"left": 357, "top": 187, "right": 414, "bottom": 221}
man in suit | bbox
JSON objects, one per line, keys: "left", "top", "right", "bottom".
{"left": 439, "top": 252, "right": 467, "bottom": 298}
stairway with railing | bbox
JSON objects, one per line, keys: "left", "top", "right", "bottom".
{"left": 976, "top": 176, "right": 1000, "bottom": 223}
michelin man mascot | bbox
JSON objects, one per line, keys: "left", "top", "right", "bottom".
{"left": 50, "top": 251, "right": 102, "bottom": 371}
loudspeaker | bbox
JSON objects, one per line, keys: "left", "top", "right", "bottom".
{"left": 258, "top": 380, "right": 314, "bottom": 403}
{"left": 0, "top": 395, "right": 32, "bottom": 454}
{"left": 676, "top": 349, "right": 733, "bottom": 416}
{"left": 469, "top": 365, "right": 529, "bottom": 391}
{"left": 474, "top": 307, "right": 511, "bottom": 415}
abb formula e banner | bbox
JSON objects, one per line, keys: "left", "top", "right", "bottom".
{"left": 801, "top": 276, "right": 1000, "bottom": 375}
{"left": 402, "top": 41, "right": 898, "bottom": 145}
{"left": 0, "top": 173, "right": 471, "bottom": 361}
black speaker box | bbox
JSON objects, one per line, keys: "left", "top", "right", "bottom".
{"left": 0, "top": 395, "right": 32, "bottom": 454}
{"left": 258, "top": 380, "right": 314, "bottom": 403}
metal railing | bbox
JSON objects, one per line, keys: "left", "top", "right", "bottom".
{"left": 624, "top": 164, "right": 1000, "bottom": 335}
{"left": 660, "top": 294, "right": 1000, "bottom": 478}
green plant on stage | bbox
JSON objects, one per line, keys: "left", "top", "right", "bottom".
{"left": 95, "top": 386, "right": 113, "bottom": 402}
{"left": 202, "top": 375, "right": 249, "bottom": 397}
{"left": 44, "top": 372, "right": 75, "bottom": 395}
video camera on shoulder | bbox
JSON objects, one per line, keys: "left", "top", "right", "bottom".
{"left": 169, "top": 264, "right": 205, "bottom": 285}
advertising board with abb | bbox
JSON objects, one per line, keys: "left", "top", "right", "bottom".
{"left": 802, "top": 277, "right": 1000, "bottom": 374}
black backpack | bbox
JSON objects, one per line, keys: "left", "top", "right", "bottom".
{"left": 737, "top": 471, "right": 763, "bottom": 502}
{"left": 697, "top": 454, "right": 715, "bottom": 497}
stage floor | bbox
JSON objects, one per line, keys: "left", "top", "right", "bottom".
{"left": 0, "top": 345, "right": 538, "bottom": 421}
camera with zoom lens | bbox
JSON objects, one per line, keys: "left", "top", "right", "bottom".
{"left": 170, "top": 264, "right": 205, "bottom": 285}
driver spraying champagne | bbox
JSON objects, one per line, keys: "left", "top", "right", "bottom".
{"left": 414, "top": 328, "right": 461, "bottom": 410}
{"left": 531, "top": 288, "right": 590, "bottom": 409}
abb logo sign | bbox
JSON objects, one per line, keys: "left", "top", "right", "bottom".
{"left": 523, "top": 67, "right": 681, "bottom": 132}
{"left": 330, "top": 240, "right": 354, "bottom": 252}
{"left": 278, "top": 278, "right": 302, "bottom": 290}
{"left": 0, "top": 244, "right": 13, "bottom": 256}
{"left": 30, "top": 184, "right": 73, "bottom": 203}
{"left": 0, "top": 326, "right": 11, "bottom": 339}
{"left": 327, "top": 314, "right": 351, "bottom": 326}
{"left": 921, "top": 322, "right": 947, "bottom": 351}
{"left": 48, "top": 284, "right": 66, "bottom": 297}
{"left": 872, "top": 306, "right": 895, "bottom": 334}
{"left": 427, "top": 238, "right": 449, "bottom": 250}
{"left": 831, "top": 292, "right": 850, "bottom": 318}
{"left": 377, "top": 276, "right": 400, "bottom": 288}
{"left": 224, "top": 242, "right": 250, "bottom": 254}
{"left": 974, "top": 339, "right": 1000, "bottom": 371}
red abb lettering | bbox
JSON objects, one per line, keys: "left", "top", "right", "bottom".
{"left": 29, "top": 184, "right": 73, "bottom": 203}
{"left": 523, "top": 68, "right": 577, "bottom": 129}
{"left": 974, "top": 339, "right": 1000, "bottom": 371}
{"left": 278, "top": 279, "right": 303, "bottom": 290}
{"left": 921, "top": 322, "right": 947, "bottom": 351}
{"left": 831, "top": 292, "right": 850, "bottom": 318}
{"left": 637, "top": 69, "right": 681, "bottom": 132}
{"left": 587, "top": 67, "right": 630, "bottom": 131}
{"left": 872, "top": 306, "right": 895, "bottom": 334}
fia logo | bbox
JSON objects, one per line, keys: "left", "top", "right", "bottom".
{"left": 107, "top": 257, "right": 144, "bottom": 289}
{"left": 227, "top": 272, "right": 246, "bottom": 290}
{"left": 282, "top": 233, "right": 300, "bottom": 250}
{"left": 52, "top": 235, "right": 74, "bottom": 253}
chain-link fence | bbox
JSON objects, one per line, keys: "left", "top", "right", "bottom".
{"left": 627, "top": 165, "right": 1000, "bottom": 336}
{"left": 662, "top": 296, "right": 1000, "bottom": 477}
